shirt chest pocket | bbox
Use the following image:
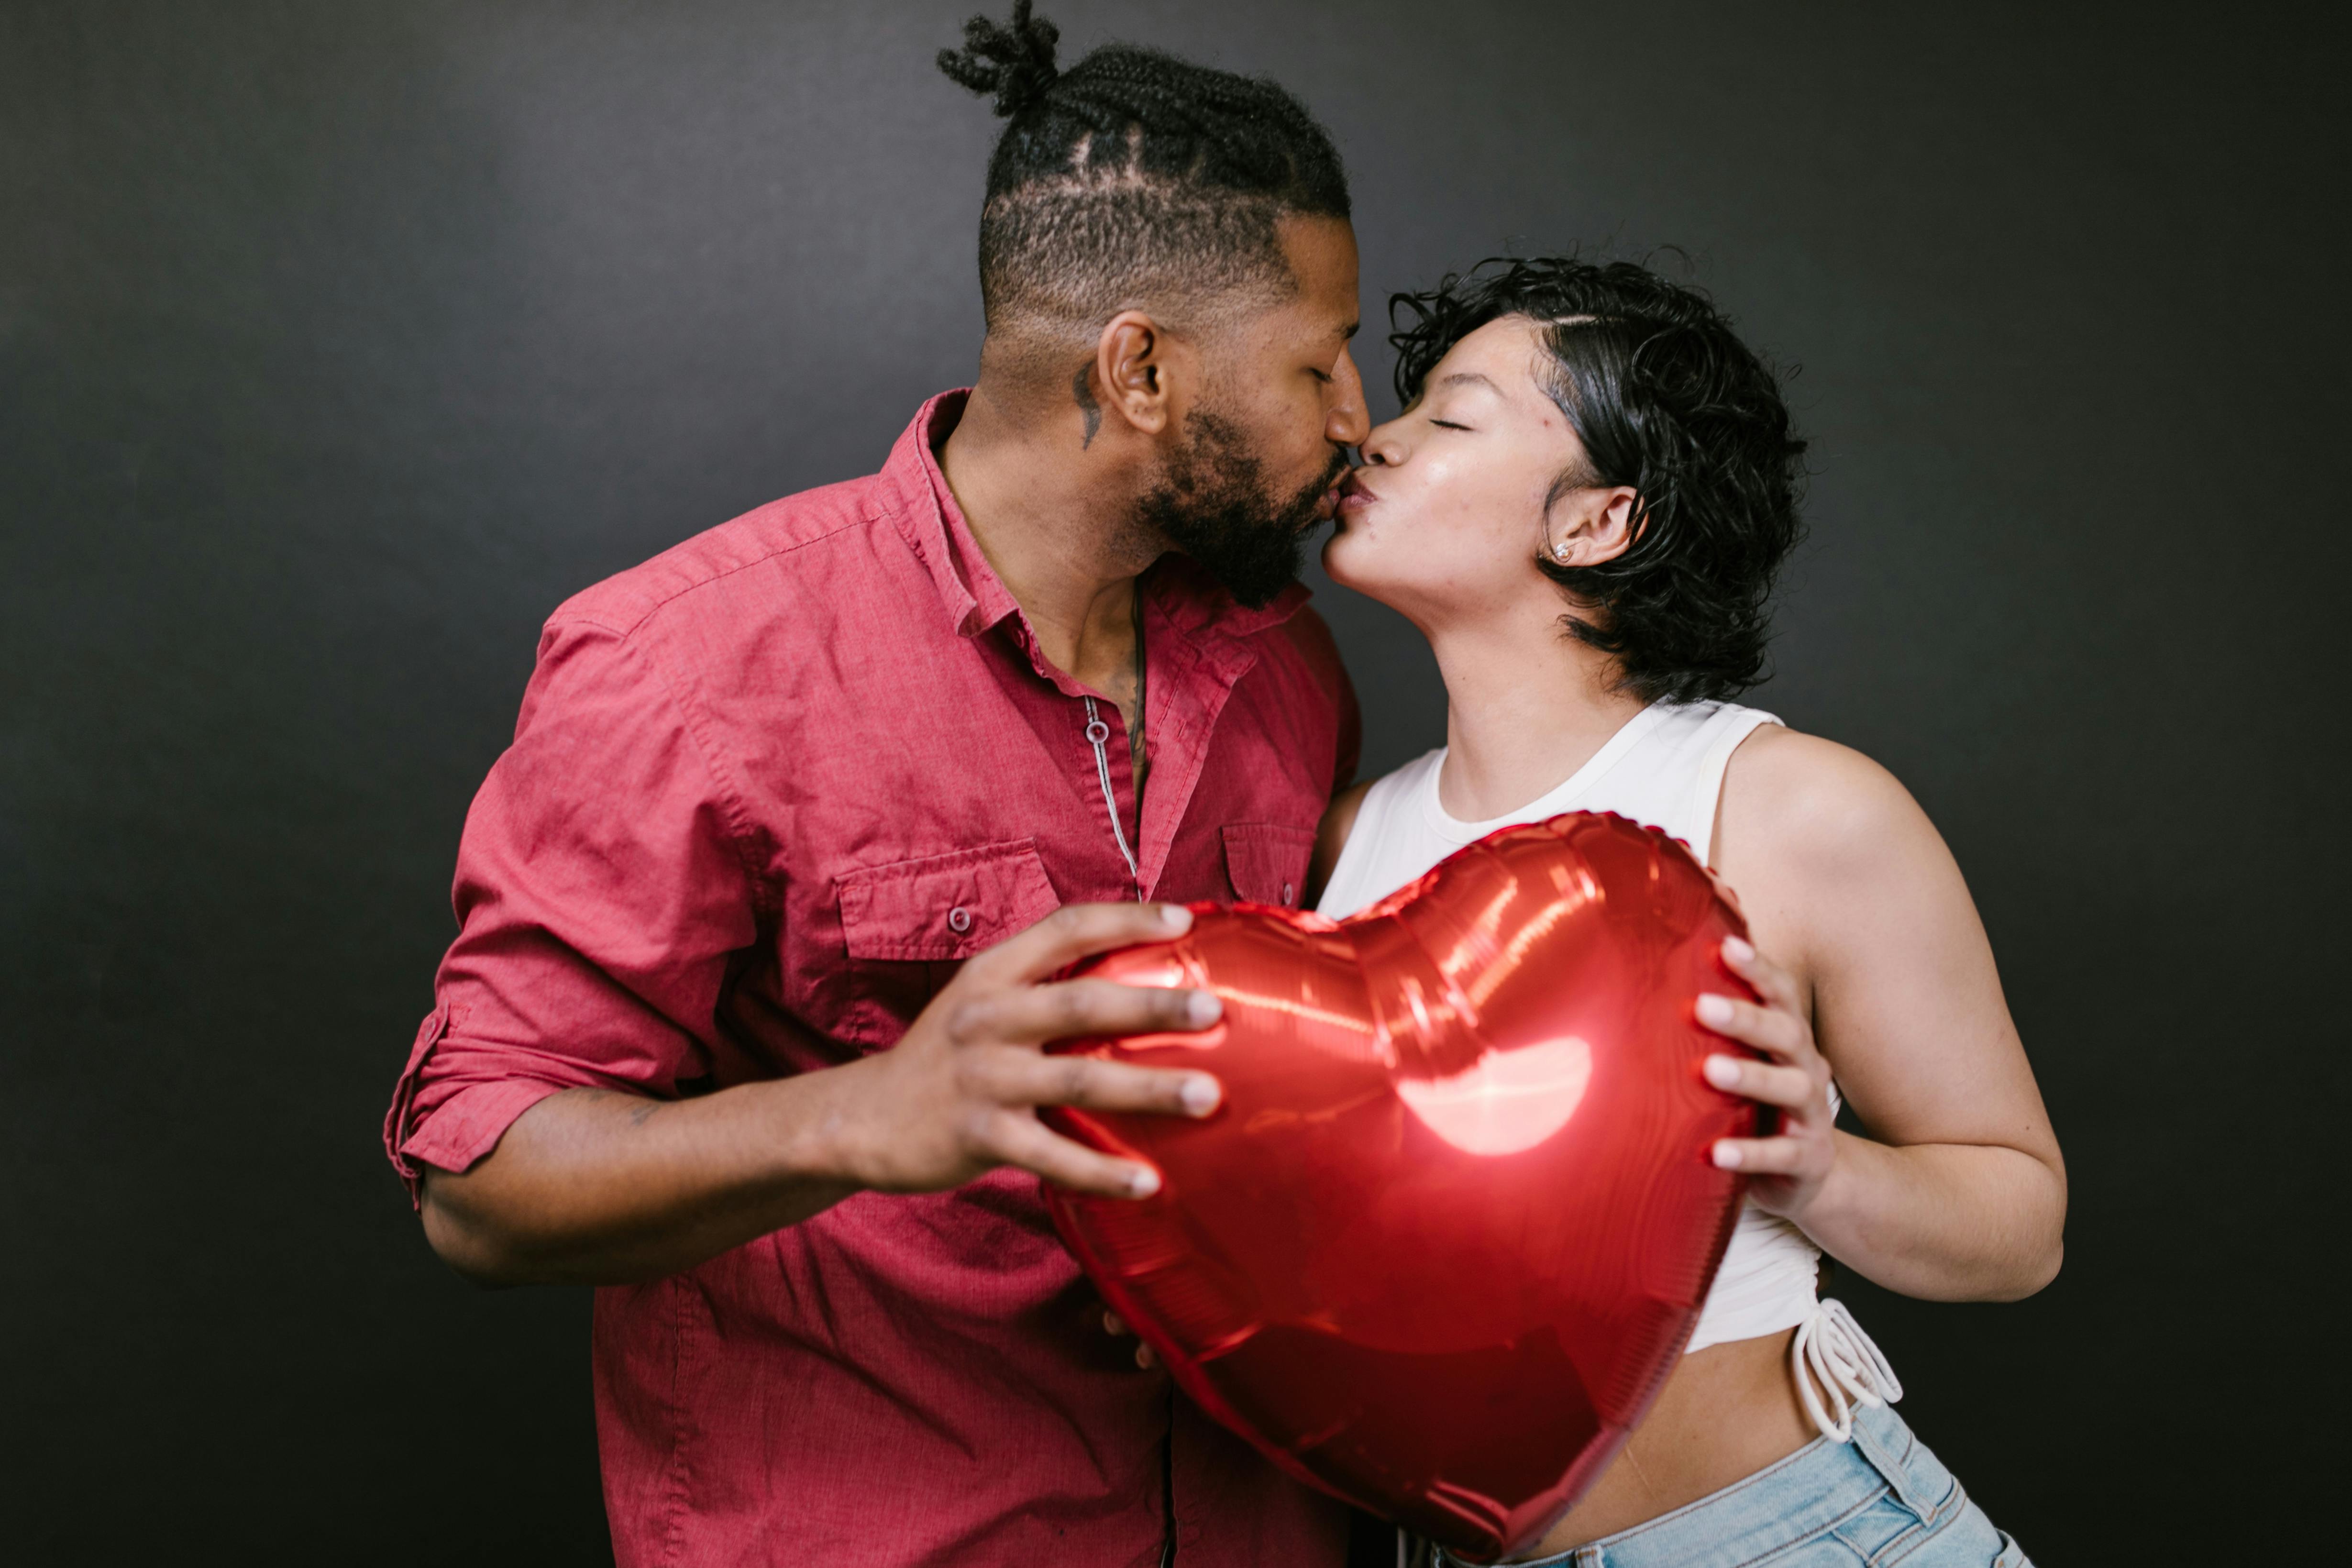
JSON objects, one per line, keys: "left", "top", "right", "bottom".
{"left": 827, "top": 840, "right": 1064, "bottom": 1047}
{"left": 838, "top": 839, "right": 1064, "bottom": 962}
{"left": 1221, "top": 822, "right": 1316, "bottom": 909}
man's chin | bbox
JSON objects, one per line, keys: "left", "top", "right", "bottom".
{"left": 1221, "top": 557, "right": 1304, "bottom": 609}
{"left": 1140, "top": 436, "right": 1341, "bottom": 607}
{"left": 1192, "top": 531, "right": 1307, "bottom": 608}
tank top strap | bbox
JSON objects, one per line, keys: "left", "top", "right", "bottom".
{"left": 1319, "top": 750, "right": 1444, "bottom": 917}
{"left": 1682, "top": 704, "right": 1781, "bottom": 867}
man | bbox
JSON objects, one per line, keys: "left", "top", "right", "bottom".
{"left": 384, "top": 6, "right": 1370, "bottom": 1564}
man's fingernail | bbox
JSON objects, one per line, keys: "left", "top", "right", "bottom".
{"left": 1702, "top": 1054, "right": 1741, "bottom": 1089}
{"left": 1128, "top": 1165, "right": 1161, "bottom": 1198}
{"left": 1180, "top": 1075, "right": 1222, "bottom": 1116}
{"left": 1186, "top": 990, "right": 1223, "bottom": 1027}
{"left": 1161, "top": 905, "right": 1193, "bottom": 932}
{"left": 1696, "top": 993, "right": 1734, "bottom": 1028}
{"left": 1723, "top": 935, "right": 1755, "bottom": 963}
{"left": 1712, "top": 1142, "right": 1743, "bottom": 1170}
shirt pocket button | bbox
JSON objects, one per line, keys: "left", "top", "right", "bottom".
{"left": 1281, "top": 882, "right": 1295, "bottom": 905}
{"left": 946, "top": 905, "right": 973, "bottom": 935}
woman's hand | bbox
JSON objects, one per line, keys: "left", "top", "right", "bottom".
{"left": 1698, "top": 935, "right": 1838, "bottom": 1223}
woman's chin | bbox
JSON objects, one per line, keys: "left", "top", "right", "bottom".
{"left": 1319, "top": 532, "right": 1397, "bottom": 604}
{"left": 1318, "top": 529, "right": 1369, "bottom": 589}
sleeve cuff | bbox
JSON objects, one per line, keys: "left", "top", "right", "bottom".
{"left": 391, "top": 1079, "right": 570, "bottom": 1206}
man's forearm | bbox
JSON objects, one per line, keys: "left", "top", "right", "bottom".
{"left": 413, "top": 903, "right": 1229, "bottom": 1289}
{"left": 420, "top": 1074, "right": 865, "bottom": 1288}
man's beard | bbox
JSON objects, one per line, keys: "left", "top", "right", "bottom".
{"left": 1134, "top": 407, "right": 1347, "bottom": 609}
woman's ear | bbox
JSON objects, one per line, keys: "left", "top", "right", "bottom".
{"left": 1546, "top": 484, "right": 1643, "bottom": 568}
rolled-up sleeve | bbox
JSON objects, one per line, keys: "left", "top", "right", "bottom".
{"left": 383, "top": 618, "right": 763, "bottom": 1202}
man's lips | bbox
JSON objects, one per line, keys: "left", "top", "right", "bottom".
{"left": 1312, "top": 467, "right": 1353, "bottom": 521}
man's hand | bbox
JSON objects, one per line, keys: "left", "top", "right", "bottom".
{"left": 822, "top": 901, "right": 1224, "bottom": 1200}
{"left": 420, "top": 901, "right": 1224, "bottom": 1286}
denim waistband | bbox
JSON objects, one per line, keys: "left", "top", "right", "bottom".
{"left": 1437, "top": 1402, "right": 2003, "bottom": 1568}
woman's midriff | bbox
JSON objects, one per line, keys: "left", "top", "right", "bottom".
{"left": 1513, "top": 1328, "right": 1815, "bottom": 1559}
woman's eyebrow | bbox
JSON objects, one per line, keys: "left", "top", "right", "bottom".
{"left": 1437, "top": 371, "right": 1502, "bottom": 394}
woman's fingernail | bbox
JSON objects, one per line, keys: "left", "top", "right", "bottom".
{"left": 1186, "top": 990, "right": 1223, "bottom": 1027}
{"left": 1723, "top": 935, "right": 1755, "bottom": 963}
{"left": 1180, "top": 1074, "right": 1221, "bottom": 1115}
{"left": 1703, "top": 1054, "right": 1741, "bottom": 1089}
{"left": 1161, "top": 904, "right": 1194, "bottom": 931}
{"left": 1128, "top": 1166, "right": 1161, "bottom": 1198}
{"left": 1712, "top": 1142, "right": 1743, "bottom": 1170}
{"left": 1696, "top": 993, "right": 1734, "bottom": 1028}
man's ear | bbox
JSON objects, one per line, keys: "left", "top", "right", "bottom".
{"left": 1547, "top": 485, "right": 1644, "bottom": 568}
{"left": 1096, "top": 310, "right": 1190, "bottom": 438}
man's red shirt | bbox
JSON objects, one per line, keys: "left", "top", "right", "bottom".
{"left": 385, "top": 393, "right": 1360, "bottom": 1567}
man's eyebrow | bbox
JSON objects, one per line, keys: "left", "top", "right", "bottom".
{"left": 1336, "top": 320, "right": 1361, "bottom": 341}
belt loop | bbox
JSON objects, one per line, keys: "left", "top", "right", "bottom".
{"left": 1847, "top": 1405, "right": 1934, "bottom": 1519}
{"left": 1574, "top": 1546, "right": 1608, "bottom": 1568}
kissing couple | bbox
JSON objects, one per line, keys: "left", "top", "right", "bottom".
{"left": 386, "top": 7, "right": 2061, "bottom": 1565}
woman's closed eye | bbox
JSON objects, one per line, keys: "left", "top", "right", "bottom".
{"left": 1430, "top": 419, "right": 1471, "bottom": 431}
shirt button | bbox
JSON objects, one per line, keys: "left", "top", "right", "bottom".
{"left": 947, "top": 906, "right": 973, "bottom": 934}
{"left": 1281, "top": 882, "right": 1295, "bottom": 905}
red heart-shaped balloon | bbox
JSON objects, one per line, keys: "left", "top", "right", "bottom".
{"left": 1044, "top": 813, "right": 1761, "bottom": 1560}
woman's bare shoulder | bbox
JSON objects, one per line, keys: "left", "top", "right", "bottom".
{"left": 1307, "top": 779, "right": 1375, "bottom": 905}
{"left": 1326, "top": 776, "right": 1375, "bottom": 825}
{"left": 1718, "top": 723, "right": 1945, "bottom": 886}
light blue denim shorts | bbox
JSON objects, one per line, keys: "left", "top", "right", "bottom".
{"left": 1427, "top": 1402, "right": 2030, "bottom": 1568}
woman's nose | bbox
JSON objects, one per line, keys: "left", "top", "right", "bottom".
{"left": 1358, "top": 418, "right": 1406, "bottom": 467}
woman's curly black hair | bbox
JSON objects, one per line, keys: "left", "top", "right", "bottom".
{"left": 1390, "top": 257, "right": 1807, "bottom": 705}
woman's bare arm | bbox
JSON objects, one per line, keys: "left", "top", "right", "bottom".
{"left": 1705, "top": 727, "right": 2066, "bottom": 1302}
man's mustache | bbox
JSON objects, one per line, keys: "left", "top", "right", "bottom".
{"left": 1286, "top": 448, "right": 1357, "bottom": 530}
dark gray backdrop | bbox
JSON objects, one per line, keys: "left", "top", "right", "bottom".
{"left": 4, "top": 1, "right": 2344, "bottom": 1560}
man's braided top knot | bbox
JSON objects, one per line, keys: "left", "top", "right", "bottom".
{"left": 937, "top": 0, "right": 1061, "bottom": 120}
{"left": 935, "top": 5, "right": 1348, "bottom": 338}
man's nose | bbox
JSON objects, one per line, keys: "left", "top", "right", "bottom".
{"left": 1326, "top": 351, "right": 1372, "bottom": 448}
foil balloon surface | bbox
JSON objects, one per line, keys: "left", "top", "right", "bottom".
{"left": 1043, "top": 812, "right": 1762, "bottom": 1561}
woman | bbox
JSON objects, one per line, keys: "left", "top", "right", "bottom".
{"left": 1309, "top": 258, "right": 2064, "bottom": 1566}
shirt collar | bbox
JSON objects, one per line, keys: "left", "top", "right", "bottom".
{"left": 883, "top": 389, "right": 1313, "bottom": 651}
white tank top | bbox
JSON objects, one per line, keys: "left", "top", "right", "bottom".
{"left": 1317, "top": 701, "right": 1824, "bottom": 1356}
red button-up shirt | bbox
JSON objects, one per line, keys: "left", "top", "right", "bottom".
{"left": 385, "top": 393, "right": 1360, "bottom": 1568}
